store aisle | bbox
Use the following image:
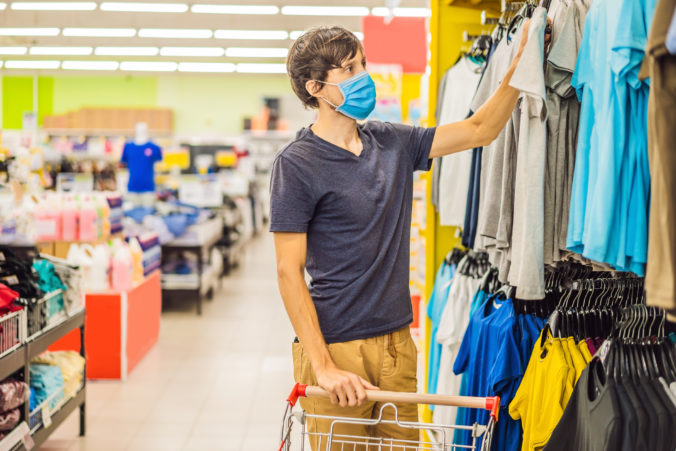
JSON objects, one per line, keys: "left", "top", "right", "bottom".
{"left": 42, "top": 233, "right": 295, "bottom": 451}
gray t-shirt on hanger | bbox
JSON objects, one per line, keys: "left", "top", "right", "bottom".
{"left": 508, "top": 7, "right": 548, "bottom": 300}
{"left": 470, "top": 21, "right": 523, "bottom": 280}
{"left": 269, "top": 121, "right": 436, "bottom": 343}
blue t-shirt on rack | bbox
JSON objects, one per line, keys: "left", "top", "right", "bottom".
{"left": 427, "top": 261, "right": 456, "bottom": 395}
{"left": 453, "top": 296, "right": 515, "bottom": 450}
{"left": 121, "top": 141, "right": 162, "bottom": 193}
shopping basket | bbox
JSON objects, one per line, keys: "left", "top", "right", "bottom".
{"left": 279, "top": 384, "right": 500, "bottom": 451}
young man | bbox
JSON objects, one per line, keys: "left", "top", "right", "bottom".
{"left": 271, "top": 25, "right": 532, "bottom": 447}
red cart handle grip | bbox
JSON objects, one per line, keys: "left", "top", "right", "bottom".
{"left": 287, "top": 383, "right": 307, "bottom": 407}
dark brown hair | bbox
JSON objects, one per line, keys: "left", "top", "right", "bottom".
{"left": 286, "top": 26, "right": 364, "bottom": 109}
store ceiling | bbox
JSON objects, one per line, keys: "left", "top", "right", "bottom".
{"left": 0, "top": 0, "right": 429, "bottom": 73}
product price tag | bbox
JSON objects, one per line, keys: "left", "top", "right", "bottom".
{"left": 42, "top": 406, "right": 52, "bottom": 428}
{"left": 1, "top": 275, "right": 19, "bottom": 286}
{"left": 21, "top": 432, "right": 35, "bottom": 451}
{"left": 13, "top": 422, "right": 33, "bottom": 450}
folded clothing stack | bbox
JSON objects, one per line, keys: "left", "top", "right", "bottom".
{"left": 32, "top": 260, "right": 67, "bottom": 318}
{"left": 30, "top": 364, "right": 65, "bottom": 411}
{"left": 32, "top": 351, "right": 85, "bottom": 398}
{"left": 107, "top": 193, "right": 124, "bottom": 235}
{"left": 136, "top": 233, "right": 161, "bottom": 276}
{"left": 0, "top": 379, "right": 29, "bottom": 432}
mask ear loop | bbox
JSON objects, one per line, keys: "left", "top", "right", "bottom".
{"left": 312, "top": 79, "right": 345, "bottom": 110}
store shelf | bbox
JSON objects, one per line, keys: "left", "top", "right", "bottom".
{"left": 27, "top": 310, "right": 85, "bottom": 360}
{"left": 44, "top": 128, "right": 172, "bottom": 137}
{"left": 21, "top": 387, "right": 86, "bottom": 450}
{"left": 0, "top": 346, "right": 25, "bottom": 382}
{"left": 0, "top": 422, "right": 30, "bottom": 451}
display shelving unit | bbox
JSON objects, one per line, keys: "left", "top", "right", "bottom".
{"left": 161, "top": 217, "right": 224, "bottom": 315}
{"left": 0, "top": 309, "right": 86, "bottom": 450}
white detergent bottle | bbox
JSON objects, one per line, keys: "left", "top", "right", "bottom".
{"left": 111, "top": 240, "right": 133, "bottom": 292}
{"left": 67, "top": 244, "right": 93, "bottom": 286}
{"left": 89, "top": 244, "right": 111, "bottom": 292}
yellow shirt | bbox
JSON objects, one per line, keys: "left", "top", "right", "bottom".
{"left": 509, "top": 331, "right": 575, "bottom": 451}
{"left": 578, "top": 339, "right": 593, "bottom": 364}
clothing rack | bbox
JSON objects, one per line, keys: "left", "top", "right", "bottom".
{"left": 462, "top": 31, "right": 487, "bottom": 42}
{"left": 481, "top": 11, "right": 501, "bottom": 25}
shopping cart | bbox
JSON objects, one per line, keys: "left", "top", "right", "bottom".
{"left": 279, "top": 384, "right": 500, "bottom": 451}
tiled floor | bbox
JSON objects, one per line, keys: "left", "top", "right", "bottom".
{"left": 41, "top": 232, "right": 295, "bottom": 450}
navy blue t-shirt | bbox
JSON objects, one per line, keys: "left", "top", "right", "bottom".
{"left": 121, "top": 141, "right": 162, "bottom": 193}
{"left": 269, "top": 121, "right": 436, "bottom": 344}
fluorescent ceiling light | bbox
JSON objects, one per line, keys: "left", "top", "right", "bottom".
{"left": 30, "top": 46, "right": 92, "bottom": 55}
{"left": 191, "top": 4, "right": 278, "bottom": 15}
{"left": 371, "top": 7, "right": 431, "bottom": 17}
{"left": 289, "top": 30, "right": 362, "bottom": 40}
{"left": 5, "top": 60, "right": 60, "bottom": 69}
{"left": 95, "top": 46, "right": 159, "bottom": 56}
{"left": 139, "top": 28, "right": 212, "bottom": 39}
{"left": 226, "top": 47, "right": 287, "bottom": 58}
{"left": 178, "top": 62, "right": 235, "bottom": 73}
{"left": 120, "top": 61, "right": 177, "bottom": 71}
{"left": 160, "top": 47, "right": 224, "bottom": 57}
{"left": 11, "top": 1, "right": 96, "bottom": 10}
{"left": 0, "top": 28, "right": 60, "bottom": 36}
{"left": 281, "top": 6, "right": 369, "bottom": 16}
{"left": 236, "top": 63, "right": 286, "bottom": 74}
{"left": 215, "top": 30, "right": 288, "bottom": 40}
{"left": 62, "top": 60, "right": 119, "bottom": 70}
{"left": 63, "top": 28, "right": 136, "bottom": 37}
{"left": 0, "top": 3, "right": 6, "bottom": 9}
{"left": 100, "top": 2, "right": 188, "bottom": 12}
{"left": 0, "top": 46, "right": 28, "bottom": 55}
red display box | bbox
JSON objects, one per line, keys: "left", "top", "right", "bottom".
{"left": 50, "top": 272, "right": 161, "bottom": 380}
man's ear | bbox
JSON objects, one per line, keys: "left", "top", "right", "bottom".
{"left": 305, "top": 79, "right": 322, "bottom": 98}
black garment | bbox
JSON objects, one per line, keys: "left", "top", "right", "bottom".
{"left": 462, "top": 145, "right": 481, "bottom": 249}
{"left": 651, "top": 378, "right": 676, "bottom": 451}
{"left": 614, "top": 382, "right": 641, "bottom": 451}
{"left": 633, "top": 377, "right": 660, "bottom": 451}
{"left": 619, "top": 377, "right": 648, "bottom": 451}
{"left": 544, "top": 359, "right": 622, "bottom": 451}
{"left": 639, "top": 377, "right": 668, "bottom": 451}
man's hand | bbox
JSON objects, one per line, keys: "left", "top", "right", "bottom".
{"left": 316, "top": 366, "right": 379, "bottom": 407}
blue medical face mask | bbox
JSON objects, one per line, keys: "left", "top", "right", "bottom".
{"left": 316, "top": 71, "right": 377, "bottom": 120}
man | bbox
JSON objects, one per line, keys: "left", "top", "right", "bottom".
{"left": 271, "top": 24, "right": 532, "bottom": 448}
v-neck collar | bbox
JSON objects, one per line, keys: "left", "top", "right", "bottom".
{"left": 307, "top": 125, "right": 367, "bottom": 159}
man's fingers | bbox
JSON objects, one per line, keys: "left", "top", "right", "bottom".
{"left": 360, "top": 377, "right": 380, "bottom": 391}
{"left": 351, "top": 376, "right": 367, "bottom": 405}
{"left": 336, "top": 386, "right": 349, "bottom": 407}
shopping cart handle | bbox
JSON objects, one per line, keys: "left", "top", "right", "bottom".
{"left": 287, "top": 383, "right": 307, "bottom": 407}
{"left": 289, "top": 384, "right": 501, "bottom": 420}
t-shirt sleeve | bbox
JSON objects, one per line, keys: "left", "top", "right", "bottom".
{"left": 153, "top": 144, "right": 163, "bottom": 162}
{"left": 387, "top": 122, "right": 437, "bottom": 172}
{"left": 269, "top": 154, "right": 316, "bottom": 233}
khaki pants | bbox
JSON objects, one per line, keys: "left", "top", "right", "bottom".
{"left": 292, "top": 327, "right": 419, "bottom": 450}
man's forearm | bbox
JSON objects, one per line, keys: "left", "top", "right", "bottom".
{"left": 472, "top": 51, "right": 523, "bottom": 145}
{"left": 278, "top": 269, "right": 335, "bottom": 373}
